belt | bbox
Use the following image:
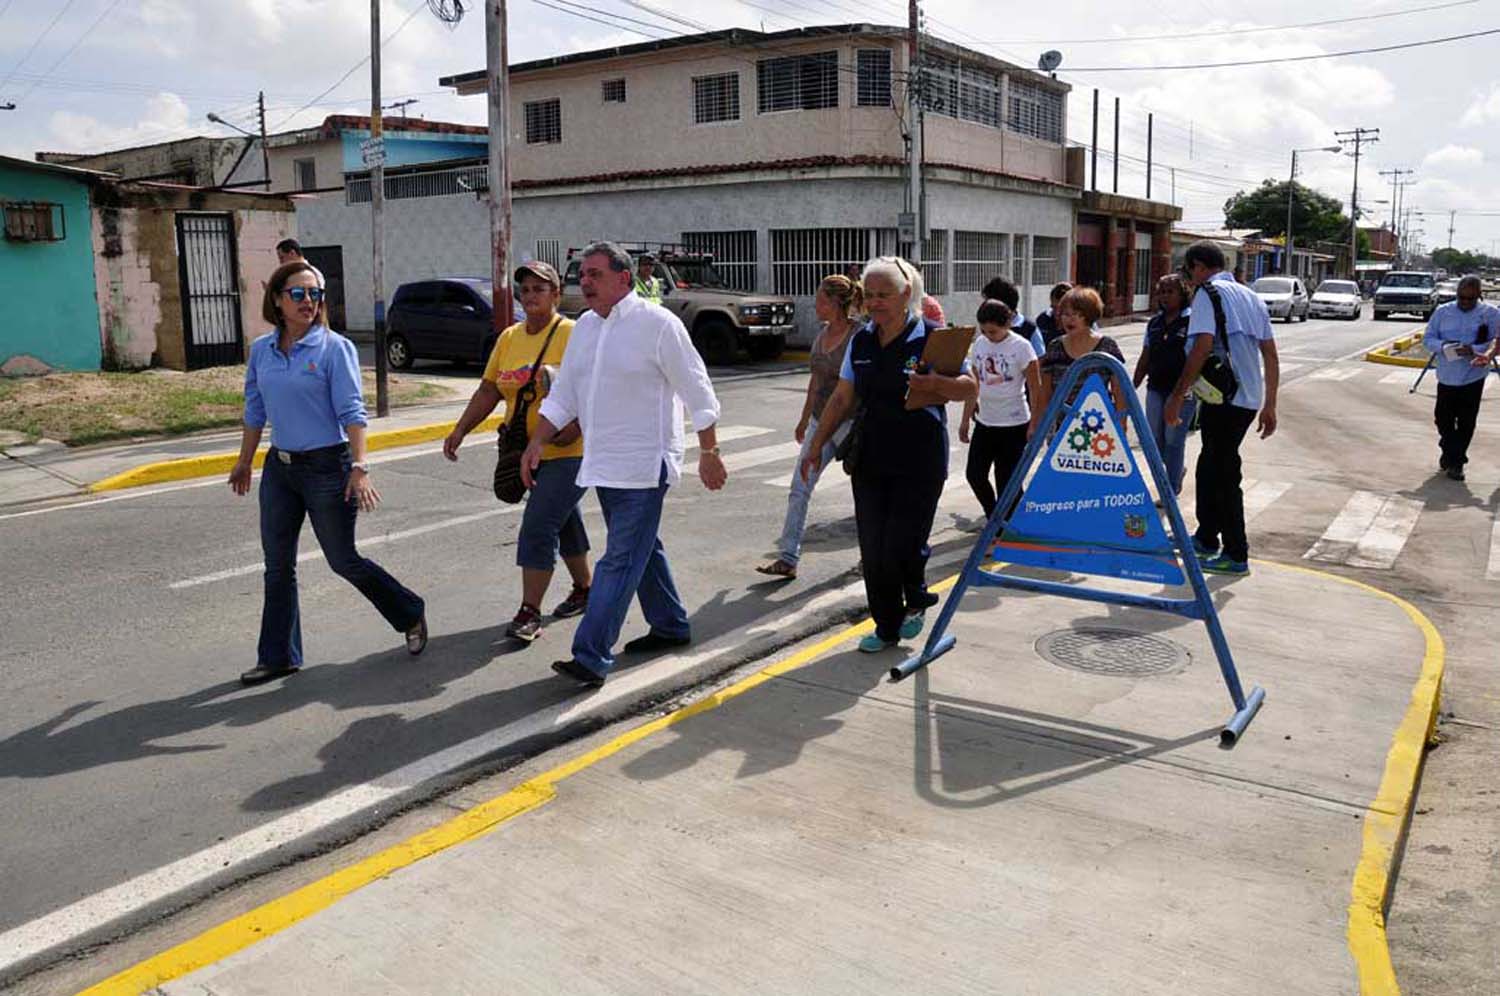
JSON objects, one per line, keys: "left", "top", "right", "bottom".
{"left": 273, "top": 443, "right": 348, "bottom": 464}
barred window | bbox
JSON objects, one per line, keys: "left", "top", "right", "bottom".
{"left": 1012, "top": 234, "right": 1028, "bottom": 283}
{"left": 922, "top": 55, "right": 1001, "bottom": 129}
{"left": 601, "top": 78, "right": 626, "bottom": 103}
{"left": 771, "top": 227, "right": 874, "bottom": 296}
{"left": 536, "top": 238, "right": 562, "bottom": 270}
{"left": 921, "top": 231, "right": 948, "bottom": 296}
{"left": 1007, "top": 79, "right": 1064, "bottom": 143}
{"left": 856, "top": 49, "right": 892, "bottom": 107}
{"left": 693, "top": 73, "right": 740, "bottom": 124}
{"left": 524, "top": 99, "right": 561, "bottom": 144}
{"left": 953, "top": 231, "right": 1010, "bottom": 292}
{"left": 1134, "top": 247, "right": 1152, "bottom": 296}
{"left": 1032, "top": 236, "right": 1068, "bottom": 287}
{"left": 758, "top": 51, "right": 839, "bottom": 114}
{"left": 682, "top": 230, "right": 758, "bottom": 292}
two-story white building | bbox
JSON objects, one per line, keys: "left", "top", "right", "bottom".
{"left": 298, "top": 23, "right": 1080, "bottom": 339}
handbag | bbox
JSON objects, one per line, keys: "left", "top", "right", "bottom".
{"left": 834, "top": 404, "right": 866, "bottom": 476}
{"left": 1191, "top": 280, "right": 1239, "bottom": 406}
{"left": 493, "top": 316, "right": 563, "bottom": 503}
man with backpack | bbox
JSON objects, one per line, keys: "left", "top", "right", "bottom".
{"left": 1165, "top": 241, "right": 1280, "bottom": 575}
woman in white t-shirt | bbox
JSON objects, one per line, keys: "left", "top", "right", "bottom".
{"left": 960, "top": 299, "right": 1042, "bottom": 520}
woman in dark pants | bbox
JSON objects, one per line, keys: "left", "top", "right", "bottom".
{"left": 229, "top": 261, "right": 427, "bottom": 686}
{"left": 802, "top": 257, "right": 978, "bottom": 653}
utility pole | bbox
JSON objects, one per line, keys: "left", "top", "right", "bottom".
{"left": 1447, "top": 209, "right": 1456, "bottom": 248}
{"left": 256, "top": 91, "right": 270, "bottom": 190}
{"left": 1335, "top": 126, "right": 1379, "bottom": 279}
{"left": 370, "top": 0, "right": 389, "bottom": 416}
{"left": 1378, "top": 167, "right": 1413, "bottom": 231}
{"left": 906, "top": 0, "right": 923, "bottom": 265}
{"left": 487, "top": 0, "right": 514, "bottom": 337}
{"left": 1145, "top": 113, "right": 1153, "bottom": 200}
{"left": 1112, "top": 96, "right": 1119, "bottom": 194}
{"left": 384, "top": 97, "right": 420, "bottom": 116}
{"left": 1090, "top": 89, "right": 1099, "bottom": 192}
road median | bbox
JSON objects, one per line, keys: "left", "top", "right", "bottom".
{"left": 1364, "top": 331, "right": 1430, "bottom": 369}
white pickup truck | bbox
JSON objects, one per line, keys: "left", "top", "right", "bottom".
{"left": 1372, "top": 272, "right": 1437, "bottom": 321}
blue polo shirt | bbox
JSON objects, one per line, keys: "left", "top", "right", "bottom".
{"left": 1422, "top": 300, "right": 1500, "bottom": 387}
{"left": 243, "top": 325, "right": 367, "bottom": 452}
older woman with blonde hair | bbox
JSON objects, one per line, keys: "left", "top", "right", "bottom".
{"left": 801, "top": 257, "right": 977, "bottom": 653}
{"left": 228, "top": 260, "right": 427, "bottom": 686}
{"left": 757, "top": 273, "right": 863, "bottom": 580}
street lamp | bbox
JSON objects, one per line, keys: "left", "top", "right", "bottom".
{"left": 205, "top": 111, "right": 252, "bottom": 137}
{"left": 1285, "top": 145, "right": 1343, "bottom": 276}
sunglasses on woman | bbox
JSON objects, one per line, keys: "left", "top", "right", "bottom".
{"left": 282, "top": 287, "right": 325, "bottom": 303}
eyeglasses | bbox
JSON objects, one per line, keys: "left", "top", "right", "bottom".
{"left": 1458, "top": 294, "right": 1481, "bottom": 304}
{"left": 282, "top": 287, "right": 325, "bottom": 303}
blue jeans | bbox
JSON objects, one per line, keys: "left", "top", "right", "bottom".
{"left": 775, "top": 414, "right": 850, "bottom": 566}
{"left": 516, "top": 456, "right": 589, "bottom": 570}
{"left": 1145, "top": 388, "right": 1196, "bottom": 495}
{"left": 257, "top": 447, "right": 425, "bottom": 668}
{"left": 570, "top": 462, "right": 688, "bottom": 677}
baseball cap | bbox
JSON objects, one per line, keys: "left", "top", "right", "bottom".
{"left": 514, "top": 260, "right": 560, "bottom": 287}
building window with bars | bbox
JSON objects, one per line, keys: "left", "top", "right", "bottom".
{"left": 1007, "top": 80, "right": 1064, "bottom": 143}
{"left": 953, "top": 231, "right": 1010, "bottom": 292}
{"left": 770, "top": 228, "right": 875, "bottom": 296}
{"left": 757, "top": 51, "right": 839, "bottom": 114}
{"left": 922, "top": 55, "right": 1002, "bottom": 129}
{"left": 535, "top": 238, "right": 562, "bottom": 270}
{"left": 524, "top": 98, "right": 562, "bottom": 144}
{"left": 2, "top": 200, "right": 65, "bottom": 242}
{"left": 601, "top": 78, "right": 626, "bottom": 103}
{"left": 1134, "top": 247, "right": 1152, "bottom": 296}
{"left": 693, "top": 73, "right": 740, "bottom": 124}
{"left": 856, "top": 48, "right": 892, "bottom": 107}
{"left": 1032, "top": 236, "right": 1068, "bottom": 287}
{"left": 681, "top": 230, "right": 758, "bottom": 292}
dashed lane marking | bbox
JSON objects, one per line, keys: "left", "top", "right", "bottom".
{"left": 1305, "top": 491, "right": 1425, "bottom": 570}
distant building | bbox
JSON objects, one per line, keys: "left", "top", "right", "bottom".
{"left": 37, "top": 135, "right": 264, "bottom": 189}
{"left": 265, "top": 114, "right": 489, "bottom": 193}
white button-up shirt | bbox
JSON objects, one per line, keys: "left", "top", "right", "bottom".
{"left": 539, "top": 291, "right": 721, "bottom": 489}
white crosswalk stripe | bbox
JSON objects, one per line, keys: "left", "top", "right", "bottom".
{"left": 1380, "top": 370, "right": 1413, "bottom": 385}
{"left": 1488, "top": 514, "right": 1500, "bottom": 581}
{"left": 721, "top": 441, "right": 803, "bottom": 473}
{"left": 1279, "top": 361, "right": 1306, "bottom": 374}
{"left": 1242, "top": 479, "right": 1292, "bottom": 522}
{"left": 1305, "top": 490, "right": 1425, "bottom": 569}
{"left": 1307, "top": 367, "right": 1362, "bottom": 382}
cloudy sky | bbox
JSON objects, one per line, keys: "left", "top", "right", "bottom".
{"left": 2, "top": 0, "right": 1497, "bottom": 255}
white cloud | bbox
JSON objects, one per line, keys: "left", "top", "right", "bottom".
{"left": 1460, "top": 84, "right": 1500, "bottom": 126}
{"left": 1422, "top": 144, "right": 1484, "bottom": 170}
{"left": 44, "top": 93, "right": 193, "bottom": 154}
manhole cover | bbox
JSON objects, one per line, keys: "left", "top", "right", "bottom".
{"left": 1034, "top": 629, "right": 1191, "bottom": 677}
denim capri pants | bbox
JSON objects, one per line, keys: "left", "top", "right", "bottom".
{"left": 517, "top": 456, "right": 590, "bottom": 570}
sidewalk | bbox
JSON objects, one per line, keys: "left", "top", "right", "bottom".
{"left": 0, "top": 399, "right": 476, "bottom": 508}
{"left": 92, "top": 561, "right": 1438, "bottom": 995}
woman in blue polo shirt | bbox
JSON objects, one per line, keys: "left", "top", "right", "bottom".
{"left": 228, "top": 261, "right": 427, "bottom": 686}
{"left": 802, "top": 257, "right": 978, "bottom": 652}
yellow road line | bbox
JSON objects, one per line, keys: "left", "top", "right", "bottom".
{"left": 80, "top": 562, "right": 1439, "bottom": 996}
{"left": 86, "top": 416, "right": 497, "bottom": 493}
{"left": 1263, "top": 562, "right": 1445, "bottom": 996}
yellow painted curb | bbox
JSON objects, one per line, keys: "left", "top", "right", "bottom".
{"left": 86, "top": 416, "right": 500, "bottom": 494}
{"left": 79, "top": 563, "right": 1439, "bottom": 996}
{"left": 781, "top": 350, "right": 812, "bottom": 363}
{"left": 1265, "top": 562, "right": 1445, "bottom": 996}
{"left": 1363, "top": 352, "right": 1428, "bottom": 369}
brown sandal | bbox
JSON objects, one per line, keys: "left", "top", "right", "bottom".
{"left": 755, "top": 559, "right": 798, "bottom": 580}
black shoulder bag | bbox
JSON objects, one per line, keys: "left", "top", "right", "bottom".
{"left": 1192, "top": 281, "right": 1239, "bottom": 406}
{"left": 833, "top": 326, "right": 871, "bottom": 475}
{"left": 493, "top": 316, "right": 563, "bottom": 503}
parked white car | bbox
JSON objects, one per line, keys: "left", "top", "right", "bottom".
{"left": 1308, "top": 279, "right": 1362, "bottom": 321}
{"left": 1251, "top": 276, "right": 1309, "bottom": 323}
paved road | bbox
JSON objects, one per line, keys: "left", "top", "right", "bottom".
{"left": 12, "top": 313, "right": 1495, "bottom": 991}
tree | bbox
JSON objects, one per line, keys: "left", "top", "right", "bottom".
{"left": 1223, "top": 180, "right": 1349, "bottom": 243}
{"left": 1431, "top": 247, "right": 1496, "bottom": 274}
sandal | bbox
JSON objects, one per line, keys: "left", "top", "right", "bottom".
{"left": 754, "top": 559, "right": 798, "bottom": 580}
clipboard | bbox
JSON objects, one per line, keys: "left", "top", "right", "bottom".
{"left": 905, "top": 325, "right": 976, "bottom": 409}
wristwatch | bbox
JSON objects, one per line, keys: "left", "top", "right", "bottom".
{"left": 702, "top": 446, "right": 721, "bottom": 457}
{"left": 350, "top": 461, "right": 370, "bottom": 473}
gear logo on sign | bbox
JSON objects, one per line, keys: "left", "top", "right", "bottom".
{"left": 1050, "top": 391, "right": 1132, "bottom": 478}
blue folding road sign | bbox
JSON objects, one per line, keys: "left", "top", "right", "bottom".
{"left": 892, "top": 353, "right": 1265, "bottom": 745}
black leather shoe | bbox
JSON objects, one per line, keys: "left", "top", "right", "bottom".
{"left": 240, "top": 663, "right": 299, "bottom": 686}
{"left": 551, "top": 658, "right": 606, "bottom": 688}
{"left": 405, "top": 615, "right": 428, "bottom": 656}
{"left": 622, "top": 631, "right": 692, "bottom": 653}
{"left": 1446, "top": 465, "right": 1466, "bottom": 481}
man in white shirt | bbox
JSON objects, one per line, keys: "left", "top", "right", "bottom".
{"left": 1421, "top": 275, "right": 1499, "bottom": 480}
{"left": 1165, "top": 241, "right": 1279, "bottom": 575}
{"left": 524, "top": 242, "right": 727, "bottom": 687}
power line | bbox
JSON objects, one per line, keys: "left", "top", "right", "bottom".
{"left": 13, "top": 0, "right": 130, "bottom": 105}
{"left": 1066, "top": 26, "right": 1500, "bottom": 72}
{"left": 972, "top": 0, "right": 1482, "bottom": 45}
{"left": 0, "top": 0, "right": 85, "bottom": 94}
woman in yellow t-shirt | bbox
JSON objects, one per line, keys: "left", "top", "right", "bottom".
{"left": 443, "top": 261, "right": 591, "bottom": 642}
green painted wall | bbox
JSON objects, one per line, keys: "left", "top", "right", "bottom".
{"left": 0, "top": 164, "right": 100, "bottom": 371}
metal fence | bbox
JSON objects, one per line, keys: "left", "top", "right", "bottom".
{"left": 681, "top": 229, "right": 758, "bottom": 292}
{"left": 1032, "top": 236, "right": 1068, "bottom": 287}
{"left": 953, "top": 230, "right": 1009, "bottom": 292}
{"left": 346, "top": 161, "right": 488, "bottom": 204}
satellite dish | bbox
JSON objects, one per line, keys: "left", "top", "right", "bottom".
{"left": 1038, "top": 50, "right": 1063, "bottom": 72}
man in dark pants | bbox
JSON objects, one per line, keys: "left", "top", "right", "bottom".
{"left": 1165, "top": 241, "right": 1280, "bottom": 575}
{"left": 1421, "top": 275, "right": 1499, "bottom": 481}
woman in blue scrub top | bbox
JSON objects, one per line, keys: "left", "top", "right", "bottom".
{"left": 802, "top": 257, "right": 978, "bottom": 653}
{"left": 228, "top": 261, "right": 427, "bottom": 686}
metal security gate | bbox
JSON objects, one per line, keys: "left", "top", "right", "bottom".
{"left": 176, "top": 213, "right": 244, "bottom": 369}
